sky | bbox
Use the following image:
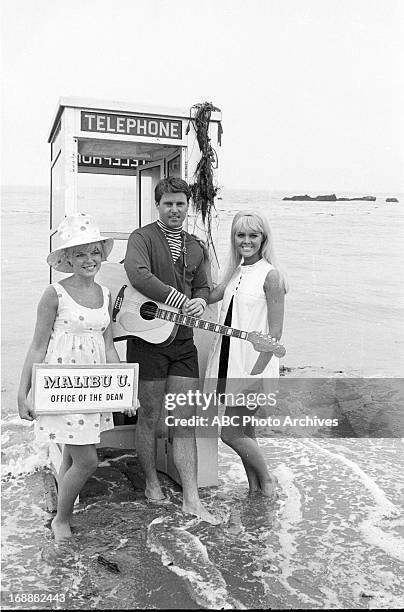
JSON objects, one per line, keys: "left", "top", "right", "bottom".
{"left": 1, "top": 0, "right": 403, "bottom": 193}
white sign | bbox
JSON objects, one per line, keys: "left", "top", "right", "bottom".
{"left": 32, "top": 363, "right": 138, "bottom": 415}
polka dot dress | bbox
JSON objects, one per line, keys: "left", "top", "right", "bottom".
{"left": 35, "top": 283, "right": 114, "bottom": 445}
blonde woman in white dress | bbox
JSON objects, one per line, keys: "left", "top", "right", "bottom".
{"left": 206, "top": 211, "right": 288, "bottom": 499}
{"left": 17, "top": 213, "right": 136, "bottom": 541}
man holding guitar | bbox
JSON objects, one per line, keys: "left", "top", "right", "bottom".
{"left": 124, "top": 177, "right": 219, "bottom": 523}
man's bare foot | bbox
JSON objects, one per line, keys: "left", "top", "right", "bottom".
{"left": 182, "top": 500, "right": 221, "bottom": 525}
{"left": 51, "top": 517, "right": 72, "bottom": 541}
{"left": 145, "top": 496, "right": 170, "bottom": 506}
{"left": 145, "top": 482, "right": 166, "bottom": 502}
{"left": 260, "top": 475, "right": 278, "bottom": 500}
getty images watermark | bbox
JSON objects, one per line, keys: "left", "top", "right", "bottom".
{"left": 161, "top": 378, "right": 404, "bottom": 438}
{"left": 164, "top": 389, "right": 339, "bottom": 429}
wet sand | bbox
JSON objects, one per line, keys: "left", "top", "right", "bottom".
{"left": 2, "top": 431, "right": 404, "bottom": 610}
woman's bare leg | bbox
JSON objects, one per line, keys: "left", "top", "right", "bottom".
{"left": 221, "top": 407, "right": 276, "bottom": 498}
{"left": 51, "top": 444, "right": 98, "bottom": 541}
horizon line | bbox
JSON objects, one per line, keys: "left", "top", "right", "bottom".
{"left": 1, "top": 184, "right": 403, "bottom": 197}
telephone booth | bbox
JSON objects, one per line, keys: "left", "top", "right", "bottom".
{"left": 48, "top": 97, "right": 222, "bottom": 487}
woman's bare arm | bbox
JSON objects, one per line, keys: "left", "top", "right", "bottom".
{"left": 17, "top": 286, "right": 58, "bottom": 420}
{"left": 207, "top": 281, "right": 226, "bottom": 304}
{"left": 250, "top": 269, "right": 285, "bottom": 375}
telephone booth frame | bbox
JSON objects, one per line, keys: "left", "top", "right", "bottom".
{"left": 48, "top": 97, "right": 222, "bottom": 487}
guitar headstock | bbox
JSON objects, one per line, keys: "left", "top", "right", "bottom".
{"left": 248, "top": 331, "right": 286, "bottom": 358}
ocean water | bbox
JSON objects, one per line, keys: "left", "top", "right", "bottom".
{"left": 1, "top": 186, "right": 404, "bottom": 609}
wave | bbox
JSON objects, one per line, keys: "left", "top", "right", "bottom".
{"left": 148, "top": 515, "right": 245, "bottom": 609}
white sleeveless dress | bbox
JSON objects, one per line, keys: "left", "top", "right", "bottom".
{"left": 205, "top": 258, "right": 279, "bottom": 399}
{"left": 34, "top": 282, "right": 115, "bottom": 445}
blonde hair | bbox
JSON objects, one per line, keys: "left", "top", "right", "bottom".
{"left": 221, "top": 211, "right": 288, "bottom": 292}
{"left": 61, "top": 241, "right": 107, "bottom": 269}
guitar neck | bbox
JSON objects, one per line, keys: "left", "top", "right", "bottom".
{"left": 156, "top": 307, "right": 249, "bottom": 340}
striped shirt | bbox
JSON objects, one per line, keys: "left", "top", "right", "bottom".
{"left": 157, "top": 219, "right": 187, "bottom": 309}
{"left": 157, "top": 219, "right": 183, "bottom": 263}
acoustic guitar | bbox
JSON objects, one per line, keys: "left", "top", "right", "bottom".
{"left": 99, "top": 263, "right": 286, "bottom": 357}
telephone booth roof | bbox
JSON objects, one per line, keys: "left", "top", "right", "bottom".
{"left": 48, "top": 96, "right": 222, "bottom": 143}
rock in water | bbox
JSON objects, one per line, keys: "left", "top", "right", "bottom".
{"left": 96, "top": 555, "right": 120, "bottom": 573}
{"left": 147, "top": 517, "right": 245, "bottom": 609}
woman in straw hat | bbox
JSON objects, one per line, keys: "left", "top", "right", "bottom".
{"left": 17, "top": 213, "right": 136, "bottom": 542}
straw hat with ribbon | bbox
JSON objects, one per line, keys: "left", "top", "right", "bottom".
{"left": 47, "top": 213, "right": 114, "bottom": 273}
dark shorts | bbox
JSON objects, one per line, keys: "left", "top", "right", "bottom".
{"left": 126, "top": 337, "right": 199, "bottom": 380}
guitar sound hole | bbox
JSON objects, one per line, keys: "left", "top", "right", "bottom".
{"left": 140, "top": 301, "right": 158, "bottom": 320}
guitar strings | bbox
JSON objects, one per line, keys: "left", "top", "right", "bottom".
{"left": 117, "top": 297, "right": 281, "bottom": 347}
{"left": 120, "top": 306, "right": 280, "bottom": 346}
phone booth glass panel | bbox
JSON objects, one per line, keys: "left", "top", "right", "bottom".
{"left": 137, "top": 161, "right": 164, "bottom": 226}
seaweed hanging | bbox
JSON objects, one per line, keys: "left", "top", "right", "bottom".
{"left": 187, "top": 102, "right": 222, "bottom": 254}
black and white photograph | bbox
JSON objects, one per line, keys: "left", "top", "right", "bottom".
{"left": 1, "top": 0, "right": 403, "bottom": 609}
